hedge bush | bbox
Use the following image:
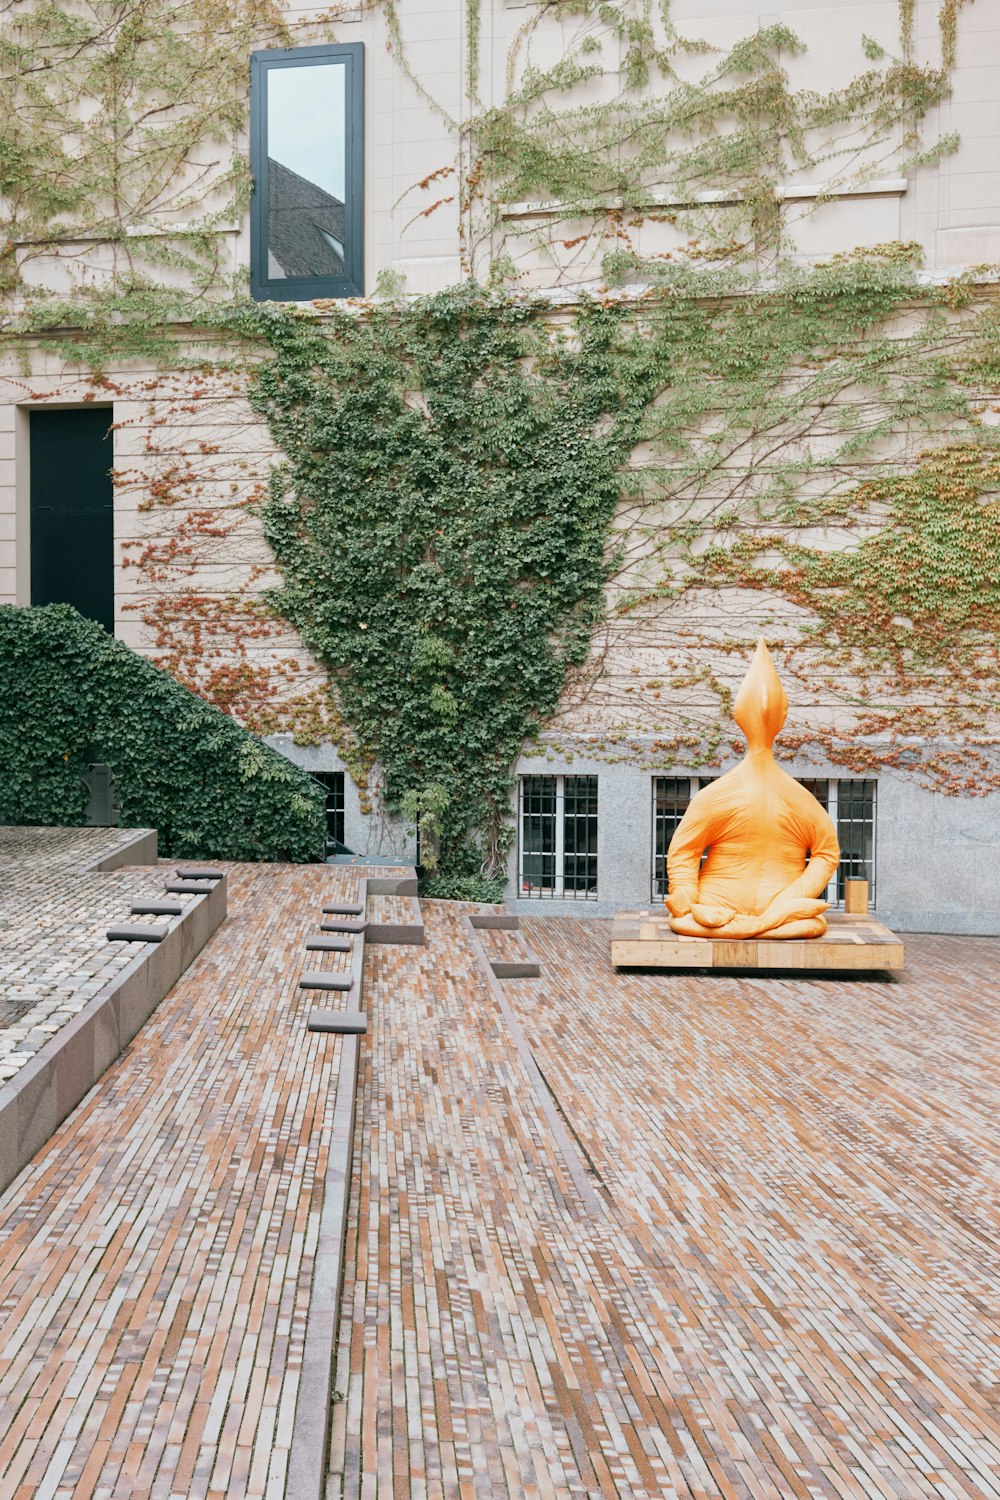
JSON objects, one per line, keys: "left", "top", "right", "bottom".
{"left": 0, "top": 603, "right": 325, "bottom": 861}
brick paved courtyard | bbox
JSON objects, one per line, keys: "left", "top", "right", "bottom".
{"left": 0, "top": 861, "right": 356, "bottom": 1499}
{"left": 1, "top": 868, "right": 999, "bottom": 1499}
{"left": 335, "top": 912, "right": 1000, "bottom": 1499}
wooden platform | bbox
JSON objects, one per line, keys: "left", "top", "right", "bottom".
{"left": 611, "top": 909, "right": 905, "bottom": 971}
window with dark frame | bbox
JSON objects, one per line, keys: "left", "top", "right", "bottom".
{"left": 311, "top": 771, "right": 347, "bottom": 848}
{"left": 651, "top": 776, "right": 716, "bottom": 898}
{"left": 519, "top": 775, "right": 598, "bottom": 898}
{"left": 651, "top": 775, "right": 877, "bottom": 906}
{"left": 835, "top": 779, "right": 877, "bottom": 905}
{"left": 250, "top": 42, "right": 364, "bottom": 301}
{"left": 30, "top": 407, "right": 114, "bottom": 632}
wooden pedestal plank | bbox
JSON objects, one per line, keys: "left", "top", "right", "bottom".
{"left": 611, "top": 909, "right": 904, "bottom": 971}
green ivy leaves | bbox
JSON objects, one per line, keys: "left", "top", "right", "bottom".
{"left": 0, "top": 604, "right": 325, "bottom": 861}
{"left": 232, "top": 287, "right": 649, "bottom": 877}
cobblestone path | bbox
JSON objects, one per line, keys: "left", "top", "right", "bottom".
{"left": 334, "top": 909, "right": 1000, "bottom": 1500}
{"left": 0, "top": 862, "right": 356, "bottom": 1500}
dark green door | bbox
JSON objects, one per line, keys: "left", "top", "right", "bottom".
{"left": 30, "top": 407, "right": 114, "bottom": 631}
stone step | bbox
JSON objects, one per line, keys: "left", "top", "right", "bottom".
{"left": 307, "top": 1009, "right": 367, "bottom": 1035}
{"left": 298, "top": 971, "right": 356, "bottom": 992}
{"left": 107, "top": 924, "right": 169, "bottom": 943}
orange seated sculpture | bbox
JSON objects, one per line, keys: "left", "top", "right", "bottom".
{"left": 665, "top": 639, "right": 840, "bottom": 940}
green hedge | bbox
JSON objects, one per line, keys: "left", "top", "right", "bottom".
{"left": 0, "top": 604, "right": 325, "bottom": 861}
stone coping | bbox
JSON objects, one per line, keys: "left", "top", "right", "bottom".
{"left": 286, "top": 876, "right": 369, "bottom": 1500}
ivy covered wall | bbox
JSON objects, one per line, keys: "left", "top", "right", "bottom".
{"left": 1, "top": 0, "right": 998, "bottom": 885}
{"left": 0, "top": 604, "right": 325, "bottom": 859}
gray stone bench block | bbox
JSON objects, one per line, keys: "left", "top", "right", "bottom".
{"left": 131, "top": 901, "right": 184, "bottom": 917}
{"left": 298, "top": 972, "right": 356, "bottom": 992}
{"left": 175, "top": 867, "right": 225, "bottom": 881}
{"left": 322, "top": 902, "right": 364, "bottom": 917}
{"left": 307, "top": 1010, "right": 367, "bottom": 1035}
{"left": 107, "top": 924, "right": 169, "bottom": 943}
{"left": 320, "top": 919, "right": 366, "bottom": 934}
{"left": 490, "top": 959, "right": 541, "bottom": 979}
{"left": 165, "top": 880, "right": 215, "bottom": 894}
{"left": 305, "top": 936, "right": 353, "bottom": 952}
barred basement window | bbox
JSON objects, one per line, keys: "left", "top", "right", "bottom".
{"left": 519, "top": 776, "right": 598, "bottom": 898}
{"left": 311, "top": 771, "right": 346, "bottom": 849}
{"left": 250, "top": 43, "right": 364, "bottom": 301}
{"left": 779, "top": 778, "right": 877, "bottom": 906}
{"left": 652, "top": 776, "right": 877, "bottom": 906}
{"left": 651, "top": 776, "right": 715, "bottom": 900}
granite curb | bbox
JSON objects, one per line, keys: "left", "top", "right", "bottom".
{"left": 285, "top": 878, "right": 368, "bottom": 1500}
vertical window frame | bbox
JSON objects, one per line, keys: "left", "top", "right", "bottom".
{"left": 249, "top": 41, "right": 365, "bottom": 302}
{"left": 519, "top": 775, "right": 598, "bottom": 900}
{"left": 311, "top": 770, "right": 346, "bottom": 847}
{"left": 834, "top": 778, "right": 877, "bottom": 906}
{"left": 650, "top": 776, "right": 715, "bottom": 901}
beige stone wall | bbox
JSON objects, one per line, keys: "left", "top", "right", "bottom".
{"left": 0, "top": 354, "right": 336, "bottom": 740}
{"left": 3, "top": 0, "right": 1000, "bottom": 766}
{"left": 6, "top": 0, "right": 1000, "bottom": 303}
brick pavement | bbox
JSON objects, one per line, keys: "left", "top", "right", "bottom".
{"left": 3, "top": 874, "right": 999, "bottom": 1500}
{"left": 0, "top": 861, "right": 362, "bottom": 1500}
{"left": 333, "top": 908, "right": 1000, "bottom": 1500}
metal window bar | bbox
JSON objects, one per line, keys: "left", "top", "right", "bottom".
{"left": 519, "top": 776, "right": 598, "bottom": 898}
{"left": 563, "top": 776, "right": 599, "bottom": 896}
{"left": 311, "top": 771, "right": 346, "bottom": 846}
{"left": 836, "top": 779, "right": 877, "bottom": 906}
{"left": 796, "top": 778, "right": 876, "bottom": 907}
{"left": 651, "top": 776, "right": 717, "bottom": 900}
{"left": 652, "top": 777, "right": 691, "bottom": 899}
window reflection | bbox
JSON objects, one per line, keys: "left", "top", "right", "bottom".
{"left": 266, "top": 62, "right": 347, "bottom": 280}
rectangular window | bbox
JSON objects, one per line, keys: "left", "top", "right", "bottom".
{"left": 311, "top": 770, "right": 348, "bottom": 850}
{"left": 652, "top": 776, "right": 877, "bottom": 906}
{"left": 30, "top": 407, "right": 114, "bottom": 632}
{"left": 519, "top": 775, "right": 598, "bottom": 898}
{"left": 834, "top": 779, "right": 877, "bottom": 905}
{"left": 250, "top": 43, "right": 364, "bottom": 301}
{"left": 651, "top": 776, "right": 716, "bottom": 899}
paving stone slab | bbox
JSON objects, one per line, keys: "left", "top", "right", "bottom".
{"left": 0, "top": 863, "right": 385, "bottom": 1499}
{"left": 329, "top": 908, "right": 1000, "bottom": 1500}
{"left": 298, "top": 971, "right": 356, "bottom": 992}
{"left": 307, "top": 1009, "right": 367, "bottom": 1034}
{"left": 489, "top": 958, "right": 542, "bottom": 978}
{"left": 106, "top": 923, "right": 169, "bottom": 943}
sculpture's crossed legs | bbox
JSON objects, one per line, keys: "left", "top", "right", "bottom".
{"left": 666, "top": 896, "right": 829, "bottom": 941}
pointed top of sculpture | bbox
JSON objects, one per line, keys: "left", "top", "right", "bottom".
{"left": 733, "top": 637, "right": 788, "bottom": 753}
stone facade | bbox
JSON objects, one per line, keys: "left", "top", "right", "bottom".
{"left": 3, "top": 0, "right": 1000, "bottom": 929}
